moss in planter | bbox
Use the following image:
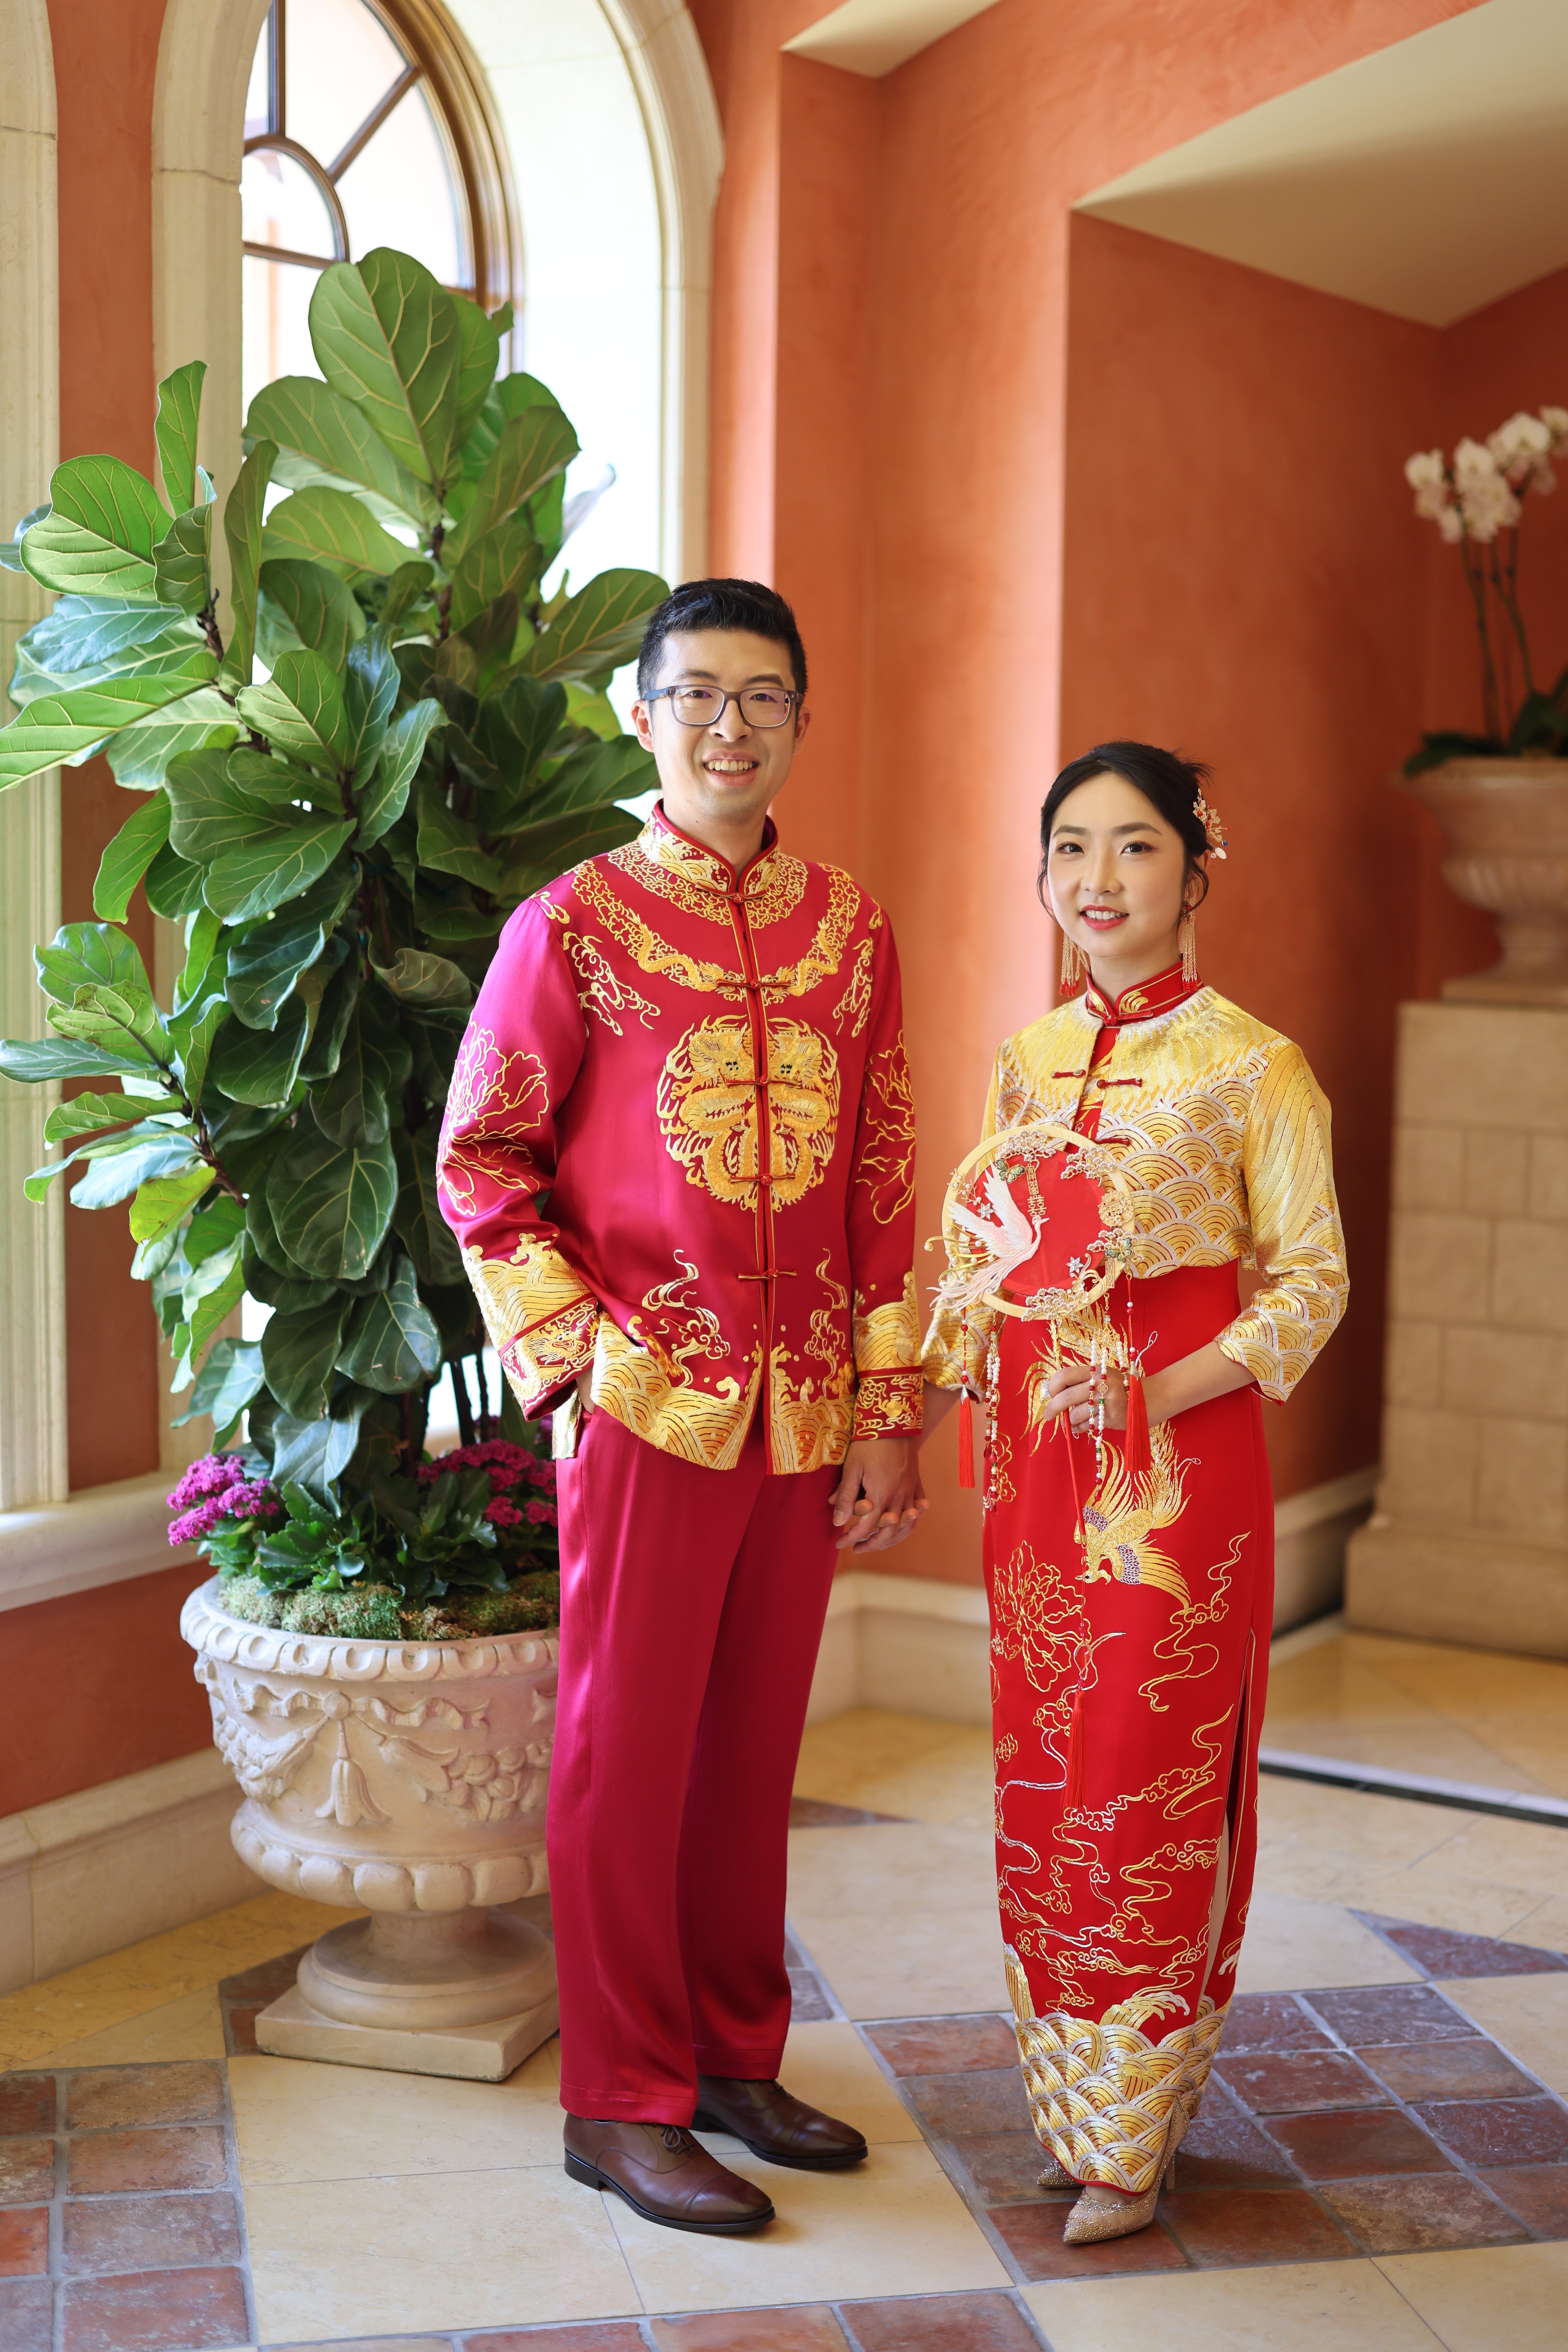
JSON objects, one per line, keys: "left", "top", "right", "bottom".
{"left": 215, "top": 1574, "right": 285, "bottom": 1628}
{"left": 282, "top": 1585, "right": 405, "bottom": 1640}
{"left": 217, "top": 1570, "right": 560, "bottom": 1640}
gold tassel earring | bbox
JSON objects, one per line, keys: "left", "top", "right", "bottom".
{"left": 1179, "top": 905, "right": 1199, "bottom": 985}
{"left": 1060, "top": 931, "right": 1087, "bottom": 991}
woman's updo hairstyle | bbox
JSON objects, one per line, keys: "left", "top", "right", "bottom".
{"left": 1037, "top": 741, "right": 1214, "bottom": 910}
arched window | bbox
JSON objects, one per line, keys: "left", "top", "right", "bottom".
{"left": 241, "top": 0, "right": 518, "bottom": 411}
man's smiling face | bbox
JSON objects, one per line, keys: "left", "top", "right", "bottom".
{"left": 632, "top": 627, "right": 810, "bottom": 858}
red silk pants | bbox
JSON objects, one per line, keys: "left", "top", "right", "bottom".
{"left": 548, "top": 1408, "right": 839, "bottom": 2121}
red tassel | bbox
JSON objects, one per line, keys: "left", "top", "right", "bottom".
{"left": 1064, "top": 1689, "right": 1085, "bottom": 1808}
{"left": 1123, "top": 1371, "right": 1150, "bottom": 1489}
{"left": 957, "top": 1391, "right": 976, "bottom": 1489}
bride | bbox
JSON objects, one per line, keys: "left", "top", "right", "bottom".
{"left": 921, "top": 741, "right": 1347, "bottom": 2245}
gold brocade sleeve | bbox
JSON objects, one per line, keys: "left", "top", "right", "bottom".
{"left": 1217, "top": 1038, "right": 1348, "bottom": 1403}
{"left": 919, "top": 1057, "right": 1002, "bottom": 1395}
{"left": 846, "top": 920, "right": 922, "bottom": 1440}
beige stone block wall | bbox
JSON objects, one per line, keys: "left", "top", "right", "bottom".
{"left": 1348, "top": 1002, "right": 1568, "bottom": 1656}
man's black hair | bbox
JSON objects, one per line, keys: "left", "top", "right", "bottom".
{"left": 636, "top": 577, "right": 808, "bottom": 700}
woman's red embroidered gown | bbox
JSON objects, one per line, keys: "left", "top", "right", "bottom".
{"left": 923, "top": 965, "right": 1348, "bottom": 2193}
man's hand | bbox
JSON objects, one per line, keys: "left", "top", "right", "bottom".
{"left": 830, "top": 1435, "right": 927, "bottom": 1552}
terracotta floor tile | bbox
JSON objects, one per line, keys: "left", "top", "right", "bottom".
{"left": 1264, "top": 2105, "right": 1452, "bottom": 2179}
{"left": 842, "top": 2289, "right": 1044, "bottom": 2348}
{"left": 223, "top": 2007, "right": 262, "bottom": 2058}
{"left": 1362, "top": 1914, "right": 1568, "bottom": 1980}
{"left": 61, "top": 2264, "right": 250, "bottom": 2352}
{"left": 65, "top": 2061, "right": 225, "bottom": 2133}
{"left": 863, "top": 2019, "right": 1019, "bottom": 2077}
{"left": 0, "top": 2205, "right": 49, "bottom": 2276}
{"left": 1213, "top": 2050, "right": 1384, "bottom": 2114}
{"left": 1319, "top": 2173, "right": 1530, "bottom": 2252}
{"left": 1413, "top": 2094, "right": 1568, "bottom": 2167}
{"left": 1174, "top": 2091, "right": 1299, "bottom": 2188}
{"left": 1306, "top": 1984, "right": 1479, "bottom": 2047}
{"left": 986, "top": 2201, "right": 1188, "bottom": 2279}
{"left": 63, "top": 2191, "right": 242, "bottom": 2275}
{"left": 66, "top": 2124, "right": 227, "bottom": 2196}
{"left": 270, "top": 2339, "right": 454, "bottom": 2351}
{"left": 650, "top": 2308, "right": 847, "bottom": 2350}
{"left": 788, "top": 1970, "right": 836, "bottom": 2025}
{"left": 1360, "top": 2038, "right": 1539, "bottom": 2103}
{"left": 1217, "top": 1994, "right": 1334, "bottom": 2055}
{"left": 1160, "top": 2185, "right": 1356, "bottom": 2267}
{"left": 0, "top": 2139, "right": 55, "bottom": 2205}
{"left": 0, "top": 2079, "right": 55, "bottom": 2136}
{"left": 0, "top": 2275, "right": 53, "bottom": 2352}
{"left": 461, "top": 2330, "right": 648, "bottom": 2352}
{"left": 951, "top": 2133, "right": 1068, "bottom": 2207}
{"left": 216, "top": 1946, "right": 308, "bottom": 2006}
{"left": 1476, "top": 2163, "right": 1568, "bottom": 2235}
{"left": 904, "top": 2069, "right": 1032, "bottom": 2139}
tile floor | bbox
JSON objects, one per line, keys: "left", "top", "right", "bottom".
{"left": 4, "top": 1625, "right": 1568, "bottom": 2348}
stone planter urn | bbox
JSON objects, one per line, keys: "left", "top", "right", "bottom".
{"left": 181, "top": 1577, "right": 559, "bottom": 2081}
{"left": 1400, "top": 756, "right": 1568, "bottom": 1004}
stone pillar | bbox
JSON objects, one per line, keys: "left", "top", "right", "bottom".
{"left": 1346, "top": 1002, "right": 1568, "bottom": 1656}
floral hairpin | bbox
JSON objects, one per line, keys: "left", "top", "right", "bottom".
{"left": 1194, "top": 789, "right": 1228, "bottom": 859}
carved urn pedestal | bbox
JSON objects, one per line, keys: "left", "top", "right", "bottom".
{"left": 181, "top": 1578, "right": 559, "bottom": 2081}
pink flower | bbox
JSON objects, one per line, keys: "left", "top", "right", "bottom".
{"left": 168, "top": 1469, "right": 281, "bottom": 1548}
{"left": 166, "top": 1453, "right": 247, "bottom": 1513}
{"left": 524, "top": 1500, "right": 558, "bottom": 1527}
{"left": 484, "top": 1497, "right": 523, "bottom": 1529}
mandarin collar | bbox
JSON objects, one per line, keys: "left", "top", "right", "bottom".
{"left": 641, "top": 802, "right": 782, "bottom": 897}
{"left": 1080, "top": 961, "right": 1203, "bottom": 1027}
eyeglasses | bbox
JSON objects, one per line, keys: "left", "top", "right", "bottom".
{"left": 643, "top": 685, "right": 799, "bottom": 729}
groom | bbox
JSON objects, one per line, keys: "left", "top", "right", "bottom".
{"left": 439, "top": 577, "right": 923, "bottom": 2232}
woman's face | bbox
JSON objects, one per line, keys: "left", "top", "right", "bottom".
{"left": 1045, "top": 769, "right": 1198, "bottom": 984}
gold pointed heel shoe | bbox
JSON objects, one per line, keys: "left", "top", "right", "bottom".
{"left": 1061, "top": 2105, "right": 1183, "bottom": 2246}
{"left": 1036, "top": 2153, "right": 1077, "bottom": 2190}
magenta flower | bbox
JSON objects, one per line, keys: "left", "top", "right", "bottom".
{"left": 166, "top": 1453, "right": 247, "bottom": 1514}
{"left": 483, "top": 1497, "right": 523, "bottom": 1529}
{"left": 167, "top": 1461, "right": 281, "bottom": 1547}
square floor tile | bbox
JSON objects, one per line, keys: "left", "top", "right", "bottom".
{"left": 1159, "top": 2186, "right": 1355, "bottom": 2267}
{"left": 64, "top": 2062, "right": 224, "bottom": 2132}
{"left": 229, "top": 2047, "right": 567, "bottom": 2186}
{"left": 1359, "top": 2039, "right": 1538, "bottom": 2103}
{"left": 1264, "top": 2106, "right": 1452, "bottom": 2180}
{"left": 1379, "top": 2239, "right": 1568, "bottom": 2352}
{"left": 60, "top": 2263, "right": 250, "bottom": 2352}
{"left": 1022, "top": 2257, "right": 1447, "bottom": 2350}
{"left": 1216, "top": 1995, "right": 1332, "bottom": 2055}
{"left": 950, "top": 2134, "right": 1065, "bottom": 2207}
{"left": 63, "top": 2191, "right": 242, "bottom": 2275}
{"left": 842, "top": 2289, "right": 1044, "bottom": 2348}
{"left": 903, "top": 2070, "right": 1031, "bottom": 2139}
{"left": 269, "top": 2339, "right": 451, "bottom": 2351}
{"left": 1305, "top": 1985, "right": 1477, "bottom": 2047}
{"left": 1235, "top": 1897, "right": 1421, "bottom": 1993}
{"left": 1413, "top": 2096, "right": 1568, "bottom": 2167}
{"left": 0, "top": 2080, "right": 54, "bottom": 2136}
{"left": 650, "top": 2308, "right": 847, "bottom": 2349}
{"left": 987, "top": 2201, "right": 1187, "bottom": 2280}
{"left": 1174, "top": 2091, "right": 1298, "bottom": 2188}
{"left": 789, "top": 1971, "right": 836, "bottom": 2025}
{"left": 862, "top": 2020, "right": 1019, "bottom": 2077}
{"left": 1363, "top": 1916, "right": 1568, "bottom": 1980}
{"left": 0, "top": 2141, "right": 55, "bottom": 2205}
{"left": 1319, "top": 2174, "right": 1528, "bottom": 2252}
{"left": 1439, "top": 1975, "right": 1568, "bottom": 2101}
{"left": 461, "top": 2328, "right": 648, "bottom": 2352}
{"left": 0, "top": 2275, "right": 53, "bottom": 2352}
{"left": 1476, "top": 2163, "right": 1568, "bottom": 2235}
{"left": 768, "top": 2023, "right": 922, "bottom": 2148}
{"left": 1214, "top": 2051, "right": 1383, "bottom": 2114}
{"left": 0, "top": 2205, "right": 48, "bottom": 2276}
{"left": 66, "top": 2124, "right": 227, "bottom": 2196}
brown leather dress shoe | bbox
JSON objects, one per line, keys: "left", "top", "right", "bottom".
{"left": 692, "top": 2075, "right": 869, "bottom": 2169}
{"left": 562, "top": 2115, "right": 775, "bottom": 2233}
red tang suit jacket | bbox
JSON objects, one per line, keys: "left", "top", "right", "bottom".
{"left": 436, "top": 806, "right": 921, "bottom": 1473}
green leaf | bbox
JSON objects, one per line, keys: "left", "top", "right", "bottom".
{"left": 166, "top": 744, "right": 307, "bottom": 865}
{"left": 444, "top": 407, "right": 577, "bottom": 571}
{"left": 0, "top": 1034, "right": 155, "bottom": 1083}
{"left": 354, "top": 697, "right": 440, "bottom": 849}
{"left": 143, "top": 842, "right": 211, "bottom": 919}
{"left": 187, "top": 1254, "right": 246, "bottom": 1370}
{"left": 263, "top": 1295, "right": 351, "bottom": 1419}
{"left": 314, "top": 983, "right": 411, "bottom": 1145}
{"left": 225, "top": 869, "right": 352, "bottom": 1029}
{"left": 93, "top": 795, "right": 171, "bottom": 920}
{"left": 452, "top": 293, "right": 501, "bottom": 450}
{"left": 379, "top": 559, "right": 436, "bottom": 636}
{"left": 71, "top": 1134, "right": 199, "bottom": 1209}
{"left": 155, "top": 361, "right": 206, "bottom": 515}
{"left": 245, "top": 374, "right": 435, "bottom": 523}
{"left": 257, "top": 558, "right": 365, "bottom": 671}
{"left": 299, "top": 959, "right": 359, "bottom": 1082}
{"left": 207, "top": 995, "right": 310, "bottom": 1106}
{"left": 19, "top": 456, "right": 172, "bottom": 599}
{"left": 128, "top": 1161, "right": 215, "bottom": 1239}
{"left": 416, "top": 777, "right": 501, "bottom": 891}
{"left": 44, "top": 1089, "right": 170, "bottom": 1145}
{"left": 176, "top": 905, "right": 225, "bottom": 1008}
{"left": 520, "top": 567, "right": 667, "bottom": 683}
{"left": 236, "top": 649, "right": 351, "bottom": 765}
{"left": 168, "top": 989, "right": 228, "bottom": 1106}
{"left": 528, "top": 733, "right": 654, "bottom": 822}
{"left": 392, "top": 1124, "right": 464, "bottom": 1285}
{"left": 2, "top": 501, "right": 50, "bottom": 572}
{"left": 477, "top": 673, "right": 567, "bottom": 793}
{"left": 448, "top": 517, "right": 538, "bottom": 636}
{"left": 221, "top": 440, "right": 277, "bottom": 686}
{"left": 12, "top": 594, "right": 196, "bottom": 692}
{"left": 309, "top": 248, "right": 463, "bottom": 490}
{"left": 105, "top": 688, "right": 236, "bottom": 789}
{"left": 261, "top": 486, "right": 411, "bottom": 582}
{"left": 499, "top": 800, "right": 642, "bottom": 896}
{"left": 35, "top": 922, "right": 153, "bottom": 1008}
{"left": 370, "top": 947, "right": 473, "bottom": 1010}
{"left": 185, "top": 1193, "right": 246, "bottom": 1266}
{"left": 267, "top": 1123, "right": 398, "bottom": 1279}
{"left": 343, "top": 632, "right": 400, "bottom": 776}
{"left": 336, "top": 1253, "right": 441, "bottom": 1393}
{"left": 204, "top": 816, "right": 357, "bottom": 924}
{"left": 414, "top": 893, "right": 502, "bottom": 944}
{"left": 152, "top": 501, "right": 213, "bottom": 616}
{"left": 48, "top": 981, "right": 166, "bottom": 1066}
{"left": 171, "top": 1336, "right": 265, "bottom": 1430}
{"left": 0, "top": 661, "right": 221, "bottom": 790}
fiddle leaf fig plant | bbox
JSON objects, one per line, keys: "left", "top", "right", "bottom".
{"left": 0, "top": 247, "right": 664, "bottom": 1620}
